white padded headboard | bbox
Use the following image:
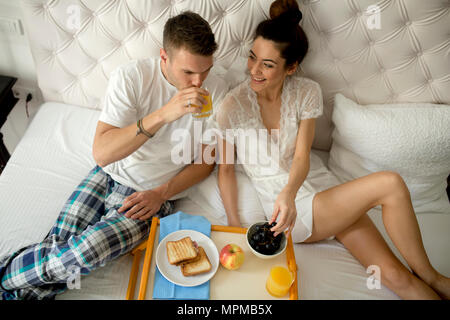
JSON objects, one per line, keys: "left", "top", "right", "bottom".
{"left": 20, "top": 0, "right": 450, "bottom": 151}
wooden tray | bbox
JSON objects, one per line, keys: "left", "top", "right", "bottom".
{"left": 126, "top": 217, "right": 298, "bottom": 300}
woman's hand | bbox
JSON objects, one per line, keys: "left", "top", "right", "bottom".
{"left": 118, "top": 189, "right": 165, "bottom": 220}
{"left": 270, "top": 189, "right": 297, "bottom": 236}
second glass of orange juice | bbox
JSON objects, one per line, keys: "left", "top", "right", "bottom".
{"left": 266, "top": 266, "right": 294, "bottom": 298}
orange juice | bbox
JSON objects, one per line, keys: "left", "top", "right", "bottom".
{"left": 266, "top": 266, "right": 294, "bottom": 298}
{"left": 193, "top": 94, "right": 212, "bottom": 118}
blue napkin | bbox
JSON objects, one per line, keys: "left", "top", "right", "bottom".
{"left": 153, "top": 211, "right": 212, "bottom": 300}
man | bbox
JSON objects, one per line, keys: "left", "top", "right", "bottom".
{"left": 0, "top": 11, "right": 227, "bottom": 300}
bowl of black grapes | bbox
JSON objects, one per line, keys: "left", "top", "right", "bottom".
{"left": 246, "top": 221, "right": 287, "bottom": 259}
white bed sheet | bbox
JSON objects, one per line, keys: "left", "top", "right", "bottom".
{"left": 0, "top": 102, "right": 449, "bottom": 300}
{"left": 0, "top": 103, "right": 98, "bottom": 257}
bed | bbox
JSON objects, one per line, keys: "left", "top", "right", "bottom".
{"left": 0, "top": 0, "right": 449, "bottom": 300}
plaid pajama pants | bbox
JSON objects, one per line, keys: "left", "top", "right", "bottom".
{"left": 0, "top": 166, "right": 174, "bottom": 300}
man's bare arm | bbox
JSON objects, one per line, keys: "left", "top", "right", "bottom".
{"left": 92, "top": 87, "right": 208, "bottom": 167}
{"left": 118, "top": 144, "right": 216, "bottom": 220}
{"left": 92, "top": 111, "right": 165, "bottom": 167}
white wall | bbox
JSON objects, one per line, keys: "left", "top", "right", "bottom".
{"left": 0, "top": 0, "right": 41, "bottom": 154}
{"left": 0, "top": 0, "right": 38, "bottom": 90}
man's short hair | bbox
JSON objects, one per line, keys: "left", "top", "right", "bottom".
{"left": 163, "top": 11, "right": 217, "bottom": 56}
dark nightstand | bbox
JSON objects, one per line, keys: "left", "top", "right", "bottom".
{"left": 0, "top": 75, "right": 19, "bottom": 174}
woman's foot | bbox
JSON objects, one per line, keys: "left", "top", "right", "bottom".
{"left": 430, "top": 274, "right": 450, "bottom": 300}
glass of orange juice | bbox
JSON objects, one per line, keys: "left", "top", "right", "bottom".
{"left": 192, "top": 92, "right": 212, "bottom": 118}
{"left": 266, "top": 266, "right": 294, "bottom": 298}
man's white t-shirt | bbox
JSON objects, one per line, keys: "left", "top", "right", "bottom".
{"left": 98, "top": 57, "right": 228, "bottom": 198}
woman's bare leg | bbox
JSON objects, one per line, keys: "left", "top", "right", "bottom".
{"left": 334, "top": 213, "right": 439, "bottom": 299}
{"left": 303, "top": 171, "right": 450, "bottom": 299}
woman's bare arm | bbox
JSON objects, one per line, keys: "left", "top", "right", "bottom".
{"left": 270, "top": 118, "right": 316, "bottom": 235}
{"left": 217, "top": 137, "right": 241, "bottom": 227}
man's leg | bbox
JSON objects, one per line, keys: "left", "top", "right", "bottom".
{"left": 48, "top": 165, "right": 110, "bottom": 240}
{"left": 0, "top": 167, "right": 174, "bottom": 299}
{"left": 0, "top": 166, "right": 109, "bottom": 299}
{"left": 0, "top": 216, "right": 144, "bottom": 299}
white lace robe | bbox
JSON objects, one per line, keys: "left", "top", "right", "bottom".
{"left": 213, "top": 76, "right": 324, "bottom": 242}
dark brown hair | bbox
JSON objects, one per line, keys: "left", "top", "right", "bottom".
{"left": 255, "top": 0, "right": 308, "bottom": 68}
{"left": 163, "top": 11, "right": 217, "bottom": 56}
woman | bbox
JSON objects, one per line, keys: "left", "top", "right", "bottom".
{"left": 214, "top": 0, "right": 450, "bottom": 300}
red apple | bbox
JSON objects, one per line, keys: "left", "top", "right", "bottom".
{"left": 219, "top": 244, "right": 245, "bottom": 270}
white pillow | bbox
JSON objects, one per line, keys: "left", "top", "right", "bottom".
{"left": 187, "top": 165, "right": 266, "bottom": 227}
{"left": 329, "top": 93, "right": 450, "bottom": 214}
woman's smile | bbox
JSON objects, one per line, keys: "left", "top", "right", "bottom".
{"left": 251, "top": 75, "right": 266, "bottom": 84}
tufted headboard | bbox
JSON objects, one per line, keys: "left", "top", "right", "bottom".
{"left": 20, "top": 0, "right": 450, "bottom": 151}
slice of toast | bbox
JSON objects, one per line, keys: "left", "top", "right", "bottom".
{"left": 166, "top": 237, "right": 198, "bottom": 265}
{"left": 181, "top": 246, "right": 212, "bottom": 276}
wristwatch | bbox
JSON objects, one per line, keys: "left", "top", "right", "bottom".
{"left": 136, "top": 118, "right": 154, "bottom": 138}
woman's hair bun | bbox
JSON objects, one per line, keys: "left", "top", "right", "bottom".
{"left": 269, "top": 0, "right": 302, "bottom": 25}
{"left": 256, "top": 0, "right": 309, "bottom": 67}
{"left": 281, "top": 9, "right": 302, "bottom": 25}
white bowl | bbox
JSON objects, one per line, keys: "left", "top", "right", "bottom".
{"left": 246, "top": 221, "right": 287, "bottom": 259}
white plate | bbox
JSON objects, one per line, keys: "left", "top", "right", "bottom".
{"left": 155, "top": 229, "right": 219, "bottom": 287}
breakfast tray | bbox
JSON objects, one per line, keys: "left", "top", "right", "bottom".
{"left": 126, "top": 217, "right": 298, "bottom": 300}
